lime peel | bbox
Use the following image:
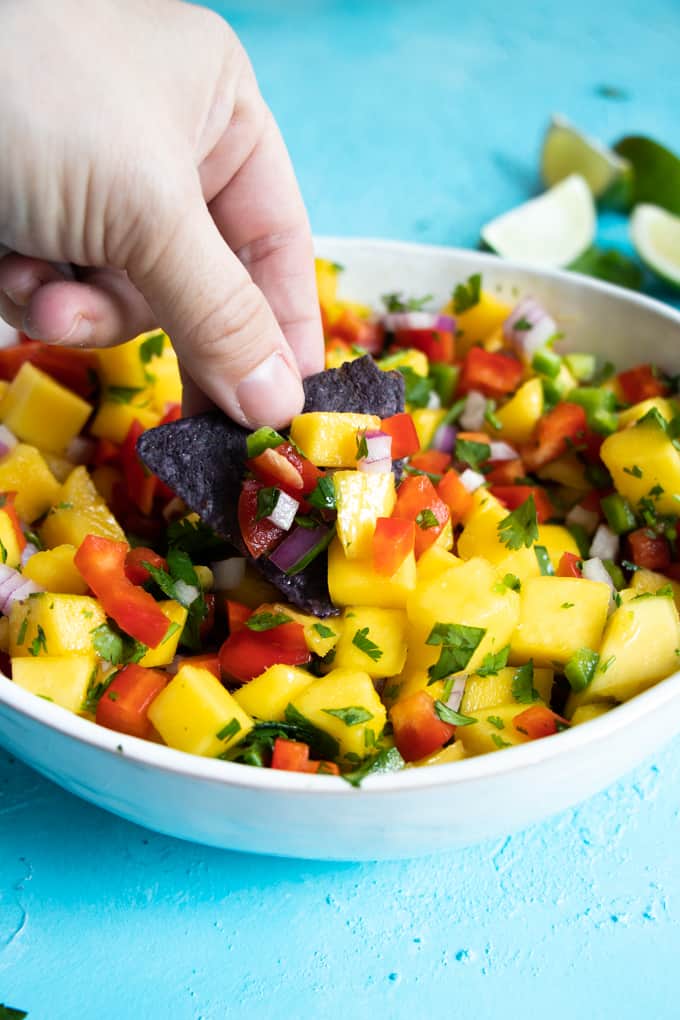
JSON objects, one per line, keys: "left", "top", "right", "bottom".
{"left": 630, "top": 204, "right": 680, "bottom": 290}
{"left": 542, "top": 114, "right": 631, "bottom": 205}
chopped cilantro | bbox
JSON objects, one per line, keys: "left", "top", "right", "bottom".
{"left": 561, "top": 602, "right": 575, "bottom": 609}
{"left": 91, "top": 622, "right": 147, "bottom": 666}
{"left": 255, "top": 486, "right": 280, "bottom": 521}
{"left": 511, "top": 660, "right": 540, "bottom": 704}
{"left": 513, "top": 316, "right": 532, "bottom": 331}
{"left": 162, "top": 621, "right": 181, "bottom": 644}
{"left": 476, "top": 645, "right": 510, "bottom": 677}
{"left": 398, "top": 366, "right": 433, "bottom": 408}
{"left": 341, "top": 746, "right": 405, "bottom": 788}
{"left": 355, "top": 431, "right": 369, "bottom": 461}
{"left": 487, "top": 715, "right": 505, "bottom": 730}
{"left": 455, "top": 437, "right": 490, "bottom": 471}
{"left": 16, "top": 616, "right": 28, "bottom": 646}
{"left": 166, "top": 517, "right": 228, "bottom": 560}
{"left": 599, "top": 655, "right": 616, "bottom": 674}
{"left": 491, "top": 733, "right": 512, "bottom": 749}
{"left": 497, "top": 494, "right": 539, "bottom": 550}
{"left": 313, "top": 622, "right": 336, "bottom": 639}
{"left": 308, "top": 476, "right": 336, "bottom": 511}
{"left": 0, "top": 540, "right": 6, "bottom": 564}
{"left": 322, "top": 706, "right": 374, "bottom": 727}
{"left": 245, "top": 611, "right": 292, "bottom": 632}
{"left": 139, "top": 330, "right": 165, "bottom": 363}
{"left": 415, "top": 508, "right": 439, "bottom": 530}
{"left": 426, "top": 622, "right": 486, "bottom": 682}
{"left": 352, "top": 626, "right": 383, "bottom": 662}
{"left": 534, "top": 544, "right": 554, "bottom": 576}
{"left": 434, "top": 701, "right": 476, "bottom": 726}
{"left": 106, "top": 385, "right": 144, "bottom": 404}
{"left": 503, "top": 573, "right": 521, "bottom": 591}
{"left": 246, "top": 426, "right": 286, "bottom": 459}
{"left": 216, "top": 719, "right": 242, "bottom": 742}
{"left": 382, "top": 291, "right": 433, "bottom": 313}
{"left": 28, "top": 625, "right": 48, "bottom": 657}
{"left": 452, "top": 273, "right": 482, "bottom": 314}
{"left": 283, "top": 704, "right": 340, "bottom": 760}
{"left": 484, "top": 400, "right": 502, "bottom": 431}
{"left": 623, "top": 465, "right": 643, "bottom": 478}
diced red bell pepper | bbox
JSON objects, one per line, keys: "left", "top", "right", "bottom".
{"left": 436, "top": 469, "right": 473, "bottom": 525}
{"left": 246, "top": 442, "right": 322, "bottom": 499}
{"left": 380, "top": 413, "right": 420, "bottom": 458}
{"left": 458, "top": 347, "right": 523, "bottom": 398}
{"left": 485, "top": 458, "right": 525, "bottom": 486}
{"left": 557, "top": 551, "right": 582, "bottom": 578}
{"left": 270, "top": 737, "right": 340, "bottom": 775}
{"left": 0, "top": 493, "right": 26, "bottom": 553}
{"left": 219, "top": 620, "right": 310, "bottom": 684}
{"left": 124, "top": 546, "right": 167, "bottom": 585}
{"left": 513, "top": 704, "right": 569, "bottom": 740}
{"left": 74, "top": 535, "right": 171, "bottom": 648}
{"left": 409, "top": 450, "right": 452, "bottom": 475}
{"left": 1, "top": 339, "right": 98, "bottom": 397}
{"left": 521, "top": 402, "right": 588, "bottom": 471}
{"left": 95, "top": 663, "right": 168, "bottom": 739}
{"left": 121, "top": 419, "right": 157, "bottom": 516}
{"left": 93, "top": 438, "right": 121, "bottom": 467}
{"left": 617, "top": 364, "right": 669, "bottom": 404}
{"left": 579, "top": 428, "right": 604, "bottom": 464}
{"left": 392, "top": 327, "right": 454, "bottom": 364}
{"left": 490, "top": 484, "right": 554, "bottom": 523}
{"left": 307, "top": 759, "right": 341, "bottom": 776}
{"left": 328, "top": 308, "right": 385, "bottom": 355}
{"left": 226, "top": 599, "right": 252, "bottom": 633}
{"left": 393, "top": 474, "right": 451, "bottom": 558}
{"left": 373, "top": 517, "right": 416, "bottom": 576}
{"left": 238, "top": 479, "right": 286, "bottom": 559}
{"left": 665, "top": 563, "right": 680, "bottom": 582}
{"left": 627, "top": 528, "right": 671, "bottom": 571}
{"left": 159, "top": 403, "right": 182, "bottom": 425}
{"left": 390, "top": 691, "right": 455, "bottom": 762}
{"left": 176, "top": 653, "right": 222, "bottom": 679}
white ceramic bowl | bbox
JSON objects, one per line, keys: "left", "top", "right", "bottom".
{"left": 1, "top": 238, "right": 680, "bottom": 861}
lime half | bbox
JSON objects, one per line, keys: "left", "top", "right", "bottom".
{"left": 542, "top": 114, "right": 632, "bottom": 206}
{"left": 481, "top": 174, "right": 596, "bottom": 268}
{"left": 614, "top": 136, "right": 680, "bottom": 216}
{"left": 630, "top": 203, "right": 680, "bottom": 289}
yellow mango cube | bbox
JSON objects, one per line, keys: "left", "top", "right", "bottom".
{"left": 0, "top": 504, "right": 23, "bottom": 569}
{"left": 12, "top": 654, "right": 97, "bottom": 713}
{"left": 148, "top": 664, "right": 254, "bottom": 756}
{"left": 446, "top": 290, "right": 512, "bottom": 351}
{"left": 617, "top": 397, "right": 673, "bottom": 430}
{"left": 601, "top": 420, "right": 680, "bottom": 515}
{"left": 0, "top": 444, "right": 60, "bottom": 522}
{"left": 290, "top": 667, "right": 387, "bottom": 759}
{"left": 390, "top": 668, "right": 446, "bottom": 704}
{"left": 96, "top": 330, "right": 167, "bottom": 388}
{"left": 460, "top": 666, "right": 553, "bottom": 714}
{"left": 570, "top": 702, "right": 615, "bottom": 725}
{"left": 408, "top": 741, "right": 466, "bottom": 767}
{"left": 22, "top": 544, "right": 89, "bottom": 595}
{"left": 40, "top": 466, "right": 125, "bottom": 548}
{"left": 151, "top": 351, "right": 182, "bottom": 413}
{"left": 410, "top": 408, "right": 445, "bottom": 450}
{"left": 379, "top": 348, "right": 429, "bottom": 378}
{"left": 510, "top": 576, "right": 610, "bottom": 666}
{"left": 581, "top": 594, "right": 680, "bottom": 703}
{"left": 0, "top": 362, "right": 92, "bottom": 453}
{"left": 333, "top": 607, "right": 408, "bottom": 679}
{"left": 10, "top": 593, "right": 106, "bottom": 658}
{"left": 416, "top": 545, "right": 462, "bottom": 584}
{"left": 334, "top": 469, "right": 395, "bottom": 559}
{"left": 90, "top": 391, "right": 160, "bottom": 444}
{"left": 289, "top": 412, "right": 381, "bottom": 467}
{"left": 328, "top": 537, "right": 416, "bottom": 608}
{"left": 457, "top": 491, "right": 508, "bottom": 563}
{"left": 457, "top": 702, "right": 532, "bottom": 756}
{"left": 537, "top": 454, "right": 589, "bottom": 491}
{"left": 494, "top": 378, "right": 544, "bottom": 445}
{"left": 631, "top": 567, "right": 680, "bottom": 613}
{"left": 138, "top": 601, "right": 188, "bottom": 667}
{"left": 233, "top": 664, "right": 315, "bottom": 721}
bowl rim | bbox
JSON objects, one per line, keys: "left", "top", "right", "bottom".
{"left": 2, "top": 236, "right": 680, "bottom": 797}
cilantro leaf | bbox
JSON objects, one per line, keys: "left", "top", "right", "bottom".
{"left": 487, "top": 715, "right": 505, "bottom": 730}
{"left": 166, "top": 517, "right": 229, "bottom": 560}
{"left": 455, "top": 437, "right": 490, "bottom": 470}
{"left": 497, "top": 494, "right": 539, "bottom": 550}
{"left": 434, "top": 701, "right": 476, "bottom": 726}
{"left": 91, "top": 622, "right": 148, "bottom": 666}
{"left": 452, "top": 273, "right": 482, "bottom": 314}
{"left": 476, "top": 645, "right": 510, "bottom": 677}
{"left": 322, "top": 706, "right": 374, "bottom": 727}
{"left": 245, "top": 611, "right": 292, "bottom": 632}
{"left": 308, "top": 476, "right": 336, "bottom": 511}
{"left": 255, "top": 486, "right": 280, "bottom": 521}
{"left": 106, "top": 385, "right": 145, "bottom": 405}
{"left": 426, "top": 622, "right": 486, "bottom": 682}
{"left": 283, "top": 704, "right": 340, "bottom": 760}
{"left": 398, "top": 366, "right": 434, "bottom": 408}
{"left": 352, "top": 626, "right": 383, "bottom": 662}
{"left": 355, "top": 431, "right": 369, "bottom": 461}
{"left": 415, "top": 508, "right": 439, "bottom": 530}
{"left": 313, "top": 622, "right": 336, "bottom": 639}
{"left": 28, "top": 625, "right": 48, "bottom": 657}
{"left": 382, "top": 291, "right": 433, "bottom": 313}
{"left": 139, "top": 330, "right": 165, "bottom": 363}
{"left": 216, "top": 718, "right": 242, "bottom": 742}
{"left": 491, "top": 733, "right": 512, "bottom": 749}
{"left": 341, "top": 746, "right": 405, "bottom": 788}
{"left": 511, "top": 661, "right": 540, "bottom": 704}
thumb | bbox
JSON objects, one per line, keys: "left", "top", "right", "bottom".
{"left": 128, "top": 182, "right": 305, "bottom": 429}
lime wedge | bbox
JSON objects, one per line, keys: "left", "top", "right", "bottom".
{"left": 541, "top": 114, "right": 632, "bottom": 206}
{"left": 630, "top": 204, "right": 680, "bottom": 289}
{"left": 614, "top": 136, "right": 680, "bottom": 216}
{"left": 481, "top": 174, "right": 596, "bottom": 268}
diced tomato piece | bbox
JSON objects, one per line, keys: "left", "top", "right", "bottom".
{"left": 521, "top": 402, "right": 588, "bottom": 471}
{"left": 0, "top": 493, "right": 26, "bottom": 553}
{"left": 246, "top": 442, "right": 322, "bottom": 499}
{"left": 96, "top": 664, "right": 169, "bottom": 739}
{"left": 373, "top": 517, "right": 416, "bottom": 575}
{"left": 390, "top": 691, "right": 455, "bottom": 762}
{"left": 490, "top": 484, "right": 554, "bottom": 523}
{"left": 513, "top": 704, "right": 569, "bottom": 740}
{"left": 579, "top": 490, "right": 605, "bottom": 516}
{"left": 121, "top": 419, "right": 156, "bottom": 516}
{"left": 238, "top": 479, "right": 286, "bottom": 558}
{"left": 226, "top": 599, "right": 252, "bottom": 633}
{"left": 328, "top": 308, "right": 385, "bottom": 355}
{"left": 159, "top": 403, "right": 182, "bottom": 425}
{"left": 617, "top": 364, "right": 669, "bottom": 404}
{"left": 176, "top": 653, "right": 221, "bottom": 679}
{"left": 200, "top": 593, "right": 216, "bottom": 641}
{"left": 271, "top": 737, "right": 311, "bottom": 771}
{"left": 409, "top": 450, "right": 452, "bottom": 475}
{"left": 436, "top": 469, "right": 473, "bottom": 525}
{"left": 380, "top": 413, "right": 420, "bottom": 458}
{"left": 306, "top": 759, "right": 341, "bottom": 775}
{"left": 74, "top": 535, "right": 171, "bottom": 648}
{"left": 458, "top": 347, "right": 523, "bottom": 398}
{"left": 393, "top": 474, "right": 450, "bottom": 558}
{"left": 486, "top": 458, "right": 525, "bottom": 486}
{"left": 93, "top": 438, "right": 121, "bottom": 467}
{"left": 557, "top": 551, "right": 582, "bottom": 578}
{"left": 627, "top": 528, "right": 671, "bottom": 571}
{"left": 392, "top": 327, "right": 454, "bottom": 363}
{"left": 219, "top": 620, "right": 310, "bottom": 684}
{"left": 579, "top": 428, "right": 604, "bottom": 464}
{"left": 0, "top": 339, "right": 98, "bottom": 397}
{"left": 124, "top": 546, "right": 167, "bottom": 585}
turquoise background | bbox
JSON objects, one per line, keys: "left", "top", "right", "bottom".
{"left": 2, "top": 1, "right": 680, "bottom": 1016}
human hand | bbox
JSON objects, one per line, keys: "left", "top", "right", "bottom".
{"left": 0, "top": 0, "right": 323, "bottom": 427}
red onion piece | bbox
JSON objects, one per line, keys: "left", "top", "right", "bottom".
{"left": 581, "top": 557, "right": 616, "bottom": 612}
{"left": 0, "top": 425, "right": 18, "bottom": 459}
{"left": 210, "top": 557, "right": 246, "bottom": 590}
{"left": 0, "top": 564, "right": 43, "bottom": 615}
{"left": 360, "top": 430, "right": 392, "bottom": 463}
{"left": 565, "top": 504, "right": 599, "bottom": 536}
{"left": 20, "top": 543, "right": 39, "bottom": 568}
{"left": 460, "top": 390, "right": 487, "bottom": 431}
{"left": 358, "top": 456, "right": 392, "bottom": 474}
{"left": 266, "top": 490, "right": 299, "bottom": 531}
{"left": 269, "top": 524, "right": 330, "bottom": 574}
{"left": 382, "top": 310, "right": 438, "bottom": 332}
{"left": 435, "top": 314, "right": 456, "bottom": 333}
{"left": 503, "top": 297, "right": 558, "bottom": 357}
{"left": 488, "top": 441, "right": 517, "bottom": 462}
{"left": 589, "top": 524, "right": 619, "bottom": 561}
{"left": 445, "top": 675, "right": 468, "bottom": 713}
{"left": 431, "top": 423, "right": 458, "bottom": 454}
{"left": 459, "top": 468, "right": 486, "bottom": 492}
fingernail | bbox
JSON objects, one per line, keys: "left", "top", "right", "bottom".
{"left": 4, "top": 287, "right": 31, "bottom": 307}
{"left": 24, "top": 312, "right": 93, "bottom": 344}
{"left": 236, "top": 352, "right": 304, "bottom": 428}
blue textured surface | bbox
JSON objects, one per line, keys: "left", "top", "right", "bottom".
{"left": 2, "top": 2, "right": 680, "bottom": 1016}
